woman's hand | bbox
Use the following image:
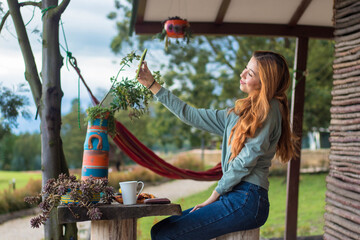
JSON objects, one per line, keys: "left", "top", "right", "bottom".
{"left": 137, "top": 61, "right": 161, "bottom": 94}
{"left": 190, "top": 190, "right": 220, "bottom": 213}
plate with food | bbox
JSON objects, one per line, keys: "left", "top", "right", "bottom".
{"left": 113, "top": 192, "right": 156, "bottom": 204}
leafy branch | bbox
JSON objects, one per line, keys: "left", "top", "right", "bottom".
{"left": 85, "top": 51, "right": 163, "bottom": 135}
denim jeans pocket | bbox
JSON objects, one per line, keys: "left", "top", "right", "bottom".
{"left": 255, "top": 194, "right": 269, "bottom": 227}
{"left": 232, "top": 189, "right": 250, "bottom": 206}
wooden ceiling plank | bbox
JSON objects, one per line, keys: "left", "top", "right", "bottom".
{"left": 289, "top": 0, "right": 313, "bottom": 26}
{"left": 215, "top": 0, "right": 231, "bottom": 24}
{"left": 135, "top": 22, "right": 334, "bottom": 39}
{"left": 137, "top": 0, "right": 147, "bottom": 23}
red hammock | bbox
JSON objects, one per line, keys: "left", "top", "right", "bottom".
{"left": 76, "top": 59, "right": 222, "bottom": 181}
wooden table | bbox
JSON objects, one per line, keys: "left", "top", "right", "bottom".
{"left": 58, "top": 202, "right": 182, "bottom": 240}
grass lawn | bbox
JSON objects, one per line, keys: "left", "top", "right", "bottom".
{"left": 137, "top": 173, "right": 327, "bottom": 239}
{"left": 0, "top": 171, "right": 42, "bottom": 191}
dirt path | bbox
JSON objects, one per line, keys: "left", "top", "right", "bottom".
{"left": 0, "top": 179, "right": 216, "bottom": 240}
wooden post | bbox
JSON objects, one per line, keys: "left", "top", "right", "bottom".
{"left": 285, "top": 37, "right": 309, "bottom": 240}
{"left": 91, "top": 218, "right": 136, "bottom": 240}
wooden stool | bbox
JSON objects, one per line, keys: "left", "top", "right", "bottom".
{"left": 212, "top": 228, "right": 260, "bottom": 240}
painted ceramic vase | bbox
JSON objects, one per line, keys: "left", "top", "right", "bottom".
{"left": 81, "top": 114, "right": 110, "bottom": 180}
{"left": 60, "top": 190, "right": 100, "bottom": 205}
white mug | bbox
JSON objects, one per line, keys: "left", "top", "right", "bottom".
{"left": 119, "top": 181, "right": 145, "bottom": 205}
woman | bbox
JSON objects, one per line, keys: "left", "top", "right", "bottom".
{"left": 137, "top": 51, "right": 297, "bottom": 240}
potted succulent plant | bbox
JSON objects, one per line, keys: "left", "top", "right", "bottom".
{"left": 24, "top": 174, "right": 115, "bottom": 228}
{"left": 156, "top": 16, "right": 192, "bottom": 51}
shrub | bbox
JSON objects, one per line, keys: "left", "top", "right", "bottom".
{"left": 0, "top": 178, "right": 41, "bottom": 214}
{"left": 108, "top": 166, "right": 166, "bottom": 190}
{"left": 173, "top": 154, "right": 203, "bottom": 171}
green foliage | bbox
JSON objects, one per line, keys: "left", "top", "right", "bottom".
{"left": 109, "top": 52, "right": 163, "bottom": 120}
{"left": 146, "top": 103, "right": 191, "bottom": 150}
{"left": 114, "top": 106, "right": 156, "bottom": 148}
{"left": 85, "top": 105, "right": 116, "bottom": 135}
{"left": 86, "top": 51, "right": 163, "bottom": 136}
{"left": 0, "top": 133, "right": 41, "bottom": 171}
{"left": 302, "top": 40, "right": 334, "bottom": 132}
{"left": 11, "top": 133, "right": 41, "bottom": 170}
{"left": 0, "top": 84, "right": 30, "bottom": 139}
{"left": 110, "top": 77, "right": 151, "bottom": 119}
{"left": 61, "top": 100, "right": 87, "bottom": 168}
{"left": 0, "top": 134, "right": 17, "bottom": 170}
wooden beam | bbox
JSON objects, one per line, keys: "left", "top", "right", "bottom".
{"left": 285, "top": 37, "right": 309, "bottom": 240}
{"left": 135, "top": 22, "right": 334, "bottom": 39}
{"left": 289, "top": 0, "right": 313, "bottom": 26}
{"left": 215, "top": 0, "right": 231, "bottom": 24}
{"left": 136, "top": 0, "right": 147, "bottom": 23}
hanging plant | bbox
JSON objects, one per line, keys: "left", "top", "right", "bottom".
{"left": 156, "top": 16, "right": 192, "bottom": 51}
{"left": 85, "top": 49, "right": 163, "bottom": 136}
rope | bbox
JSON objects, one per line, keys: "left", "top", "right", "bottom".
{"left": 58, "top": 19, "right": 84, "bottom": 129}
{"left": 41, "top": 5, "right": 56, "bottom": 18}
{"left": 25, "top": 6, "right": 36, "bottom": 26}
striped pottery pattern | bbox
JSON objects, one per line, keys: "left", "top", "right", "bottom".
{"left": 60, "top": 191, "right": 101, "bottom": 205}
{"left": 324, "top": 1, "right": 360, "bottom": 239}
{"left": 81, "top": 117, "right": 110, "bottom": 180}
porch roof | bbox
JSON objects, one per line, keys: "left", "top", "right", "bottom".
{"left": 131, "top": 0, "right": 334, "bottom": 39}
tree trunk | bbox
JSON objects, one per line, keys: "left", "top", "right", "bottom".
{"left": 7, "top": 0, "right": 76, "bottom": 239}
{"left": 41, "top": 1, "right": 75, "bottom": 239}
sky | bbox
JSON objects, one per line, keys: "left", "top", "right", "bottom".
{"left": 0, "top": 0, "right": 151, "bottom": 134}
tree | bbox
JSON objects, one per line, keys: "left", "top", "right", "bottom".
{"left": 0, "top": 84, "right": 30, "bottom": 140}
{"left": 1, "top": 0, "right": 76, "bottom": 238}
{"left": 61, "top": 99, "right": 87, "bottom": 169}
{"left": 0, "top": 133, "right": 17, "bottom": 170}
{"left": 11, "top": 132, "right": 41, "bottom": 170}
{"left": 303, "top": 39, "right": 334, "bottom": 132}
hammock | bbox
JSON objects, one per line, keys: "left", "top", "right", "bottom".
{"left": 79, "top": 67, "right": 222, "bottom": 181}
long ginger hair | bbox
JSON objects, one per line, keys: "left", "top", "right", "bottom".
{"left": 228, "top": 51, "right": 296, "bottom": 163}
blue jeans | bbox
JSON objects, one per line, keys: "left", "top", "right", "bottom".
{"left": 151, "top": 181, "right": 269, "bottom": 240}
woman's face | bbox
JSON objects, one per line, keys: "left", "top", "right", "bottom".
{"left": 240, "top": 57, "right": 261, "bottom": 94}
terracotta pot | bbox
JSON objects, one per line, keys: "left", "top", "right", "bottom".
{"left": 81, "top": 114, "right": 110, "bottom": 180}
{"left": 164, "top": 19, "right": 189, "bottom": 38}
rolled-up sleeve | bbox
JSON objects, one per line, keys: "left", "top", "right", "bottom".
{"left": 155, "top": 87, "right": 227, "bottom": 136}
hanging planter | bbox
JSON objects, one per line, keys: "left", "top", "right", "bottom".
{"left": 81, "top": 50, "right": 163, "bottom": 180}
{"left": 81, "top": 109, "right": 111, "bottom": 180}
{"left": 156, "top": 16, "right": 192, "bottom": 51}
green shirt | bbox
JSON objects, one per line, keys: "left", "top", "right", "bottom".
{"left": 155, "top": 87, "right": 282, "bottom": 194}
